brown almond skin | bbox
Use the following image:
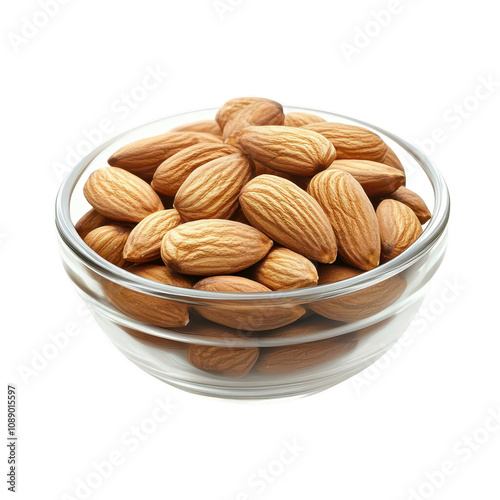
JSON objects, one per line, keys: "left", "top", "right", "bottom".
{"left": 194, "top": 276, "right": 305, "bottom": 331}
{"left": 187, "top": 344, "right": 259, "bottom": 377}
{"left": 233, "top": 126, "right": 336, "bottom": 177}
{"left": 253, "top": 162, "right": 312, "bottom": 190}
{"left": 121, "top": 326, "right": 186, "bottom": 351}
{"left": 382, "top": 144, "right": 405, "bottom": 173}
{"left": 104, "top": 264, "right": 192, "bottom": 328}
{"left": 161, "top": 219, "right": 273, "bottom": 275}
{"left": 174, "top": 153, "right": 254, "bottom": 221}
{"left": 240, "top": 175, "right": 337, "bottom": 264}
{"left": 302, "top": 122, "right": 387, "bottom": 162}
{"left": 377, "top": 199, "right": 422, "bottom": 261}
{"left": 248, "top": 247, "right": 319, "bottom": 291}
{"left": 83, "top": 167, "right": 164, "bottom": 223}
{"left": 108, "top": 131, "right": 223, "bottom": 180}
{"left": 309, "top": 263, "right": 407, "bottom": 322}
{"left": 308, "top": 170, "right": 380, "bottom": 271}
{"left": 216, "top": 97, "right": 285, "bottom": 139}
{"left": 284, "top": 112, "right": 326, "bottom": 127}
{"left": 123, "top": 209, "right": 181, "bottom": 263}
{"left": 170, "top": 119, "right": 222, "bottom": 136}
{"left": 254, "top": 336, "right": 356, "bottom": 375}
{"left": 84, "top": 224, "right": 132, "bottom": 268}
{"left": 75, "top": 209, "right": 112, "bottom": 240}
{"left": 327, "top": 159, "right": 405, "bottom": 197}
{"left": 152, "top": 143, "right": 238, "bottom": 197}
{"left": 382, "top": 186, "right": 431, "bottom": 224}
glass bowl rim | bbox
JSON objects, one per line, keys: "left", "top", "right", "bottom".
{"left": 55, "top": 106, "right": 450, "bottom": 303}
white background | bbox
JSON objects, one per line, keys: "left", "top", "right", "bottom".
{"left": 2, "top": 0, "right": 500, "bottom": 499}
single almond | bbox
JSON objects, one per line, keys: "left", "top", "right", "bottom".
{"left": 104, "top": 264, "right": 192, "bottom": 328}
{"left": 382, "top": 144, "right": 405, "bottom": 173}
{"left": 327, "top": 159, "right": 405, "bottom": 197}
{"left": 108, "top": 131, "right": 223, "bottom": 180}
{"left": 233, "top": 126, "right": 336, "bottom": 176}
{"left": 216, "top": 97, "right": 285, "bottom": 139}
{"left": 254, "top": 336, "right": 356, "bottom": 375}
{"left": 187, "top": 343, "right": 259, "bottom": 377}
{"left": 123, "top": 209, "right": 181, "bottom": 263}
{"left": 75, "top": 209, "right": 112, "bottom": 240}
{"left": 240, "top": 175, "right": 337, "bottom": 264}
{"left": 152, "top": 143, "right": 238, "bottom": 197}
{"left": 284, "top": 112, "right": 326, "bottom": 127}
{"left": 247, "top": 246, "right": 319, "bottom": 290}
{"left": 216, "top": 97, "right": 270, "bottom": 128}
{"left": 194, "top": 276, "right": 305, "bottom": 331}
{"left": 161, "top": 219, "right": 273, "bottom": 275}
{"left": 171, "top": 119, "right": 222, "bottom": 136}
{"left": 382, "top": 186, "right": 431, "bottom": 224}
{"left": 253, "top": 162, "right": 311, "bottom": 190}
{"left": 308, "top": 170, "right": 380, "bottom": 271}
{"left": 377, "top": 199, "right": 422, "bottom": 261}
{"left": 174, "top": 153, "right": 254, "bottom": 221}
{"left": 83, "top": 167, "right": 164, "bottom": 223}
{"left": 302, "top": 122, "right": 387, "bottom": 162}
{"left": 84, "top": 224, "right": 132, "bottom": 268}
{"left": 121, "top": 326, "right": 186, "bottom": 351}
{"left": 309, "top": 263, "right": 407, "bottom": 322}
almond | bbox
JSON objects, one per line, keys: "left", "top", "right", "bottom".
{"left": 232, "top": 126, "right": 336, "bottom": 176}
{"left": 174, "top": 153, "right": 254, "bottom": 221}
{"left": 253, "top": 162, "right": 311, "bottom": 190}
{"left": 122, "top": 326, "right": 186, "bottom": 351}
{"left": 171, "top": 119, "right": 222, "bottom": 136}
{"left": 240, "top": 175, "right": 337, "bottom": 264}
{"left": 284, "top": 112, "right": 326, "bottom": 127}
{"left": 161, "top": 219, "right": 273, "bottom": 275}
{"left": 302, "top": 122, "right": 387, "bottom": 162}
{"left": 307, "top": 170, "right": 380, "bottom": 271}
{"left": 309, "top": 263, "right": 407, "bottom": 322}
{"left": 265, "top": 314, "right": 342, "bottom": 338}
{"left": 194, "top": 276, "right": 305, "bottom": 331}
{"left": 104, "top": 264, "right": 192, "bottom": 328}
{"left": 151, "top": 143, "right": 238, "bottom": 197}
{"left": 187, "top": 343, "right": 259, "bottom": 377}
{"left": 216, "top": 97, "right": 285, "bottom": 139}
{"left": 123, "top": 209, "right": 181, "bottom": 263}
{"left": 84, "top": 224, "right": 132, "bottom": 268}
{"left": 327, "top": 159, "right": 405, "bottom": 197}
{"left": 254, "top": 336, "right": 356, "bottom": 374}
{"left": 108, "top": 131, "right": 223, "bottom": 180}
{"left": 382, "top": 144, "right": 405, "bottom": 173}
{"left": 382, "top": 186, "right": 431, "bottom": 224}
{"left": 248, "top": 247, "right": 319, "bottom": 290}
{"left": 377, "top": 199, "right": 422, "bottom": 261}
{"left": 216, "top": 97, "right": 269, "bottom": 128}
{"left": 75, "top": 209, "right": 112, "bottom": 240}
{"left": 83, "top": 167, "right": 164, "bottom": 223}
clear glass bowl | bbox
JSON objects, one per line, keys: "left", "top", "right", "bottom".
{"left": 55, "top": 107, "right": 450, "bottom": 400}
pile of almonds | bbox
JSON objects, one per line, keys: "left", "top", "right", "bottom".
{"left": 75, "top": 97, "right": 431, "bottom": 377}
